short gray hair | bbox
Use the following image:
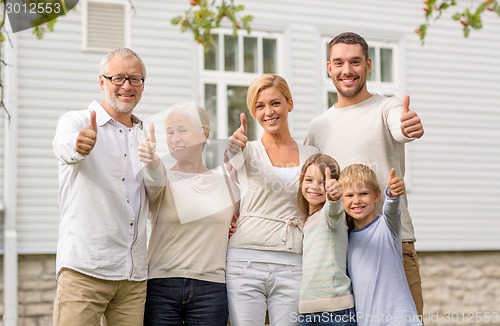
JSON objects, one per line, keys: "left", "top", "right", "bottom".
{"left": 98, "top": 48, "right": 146, "bottom": 77}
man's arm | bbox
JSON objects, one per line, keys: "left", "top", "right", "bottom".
{"left": 53, "top": 110, "right": 97, "bottom": 164}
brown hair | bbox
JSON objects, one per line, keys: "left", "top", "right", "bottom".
{"left": 296, "top": 153, "right": 340, "bottom": 217}
{"left": 328, "top": 32, "right": 369, "bottom": 61}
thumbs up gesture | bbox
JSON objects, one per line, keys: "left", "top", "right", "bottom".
{"left": 138, "top": 122, "right": 159, "bottom": 168}
{"left": 325, "top": 167, "right": 342, "bottom": 201}
{"left": 227, "top": 113, "right": 248, "bottom": 154}
{"left": 76, "top": 111, "right": 97, "bottom": 156}
{"left": 400, "top": 95, "right": 424, "bottom": 139}
{"left": 388, "top": 168, "right": 405, "bottom": 197}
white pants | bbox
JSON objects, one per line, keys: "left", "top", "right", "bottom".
{"left": 226, "top": 261, "right": 302, "bottom": 326}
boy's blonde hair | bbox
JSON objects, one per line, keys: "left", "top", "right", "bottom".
{"left": 296, "top": 153, "right": 340, "bottom": 217}
{"left": 339, "top": 164, "right": 381, "bottom": 231}
{"left": 338, "top": 164, "right": 380, "bottom": 195}
{"left": 246, "top": 74, "right": 293, "bottom": 118}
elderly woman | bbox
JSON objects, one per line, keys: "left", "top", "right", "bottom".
{"left": 139, "top": 102, "right": 239, "bottom": 326}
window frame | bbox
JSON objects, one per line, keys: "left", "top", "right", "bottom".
{"left": 200, "top": 29, "right": 283, "bottom": 139}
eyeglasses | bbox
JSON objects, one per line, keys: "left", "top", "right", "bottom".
{"left": 102, "top": 75, "right": 145, "bottom": 86}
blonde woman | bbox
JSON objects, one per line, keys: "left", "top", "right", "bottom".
{"left": 226, "top": 74, "right": 318, "bottom": 325}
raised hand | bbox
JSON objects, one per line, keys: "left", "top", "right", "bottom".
{"left": 388, "top": 168, "right": 405, "bottom": 197}
{"left": 76, "top": 111, "right": 97, "bottom": 156}
{"left": 400, "top": 95, "right": 424, "bottom": 139}
{"left": 138, "top": 122, "right": 158, "bottom": 167}
{"left": 325, "top": 167, "right": 342, "bottom": 201}
{"left": 227, "top": 113, "right": 248, "bottom": 154}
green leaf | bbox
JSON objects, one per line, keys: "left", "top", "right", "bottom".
{"left": 171, "top": 16, "right": 182, "bottom": 25}
{"left": 463, "top": 25, "right": 471, "bottom": 37}
{"left": 242, "top": 15, "right": 253, "bottom": 24}
{"left": 451, "top": 12, "right": 462, "bottom": 21}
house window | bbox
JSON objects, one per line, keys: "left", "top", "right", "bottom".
{"left": 366, "top": 42, "right": 397, "bottom": 92}
{"left": 323, "top": 38, "right": 399, "bottom": 108}
{"left": 327, "top": 92, "right": 338, "bottom": 108}
{"left": 82, "top": 0, "right": 130, "bottom": 52}
{"left": 201, "top": 31, "right": 280, "bottom": 139}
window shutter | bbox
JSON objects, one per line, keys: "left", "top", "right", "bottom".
{"left": 83, "top": 0, "right": 129, "bottom": 51}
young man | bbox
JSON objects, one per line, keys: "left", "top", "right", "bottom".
{"left": 304, "top": 32, "right": 424, "bottom": 317}
{"left": 53, "top": 48, "right": 149, "bottom": 325}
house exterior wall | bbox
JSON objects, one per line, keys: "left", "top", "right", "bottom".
{"left": 1, "top": 0, "right": 500, "bottom": 323}
{"left": 1, "top": 0, "right": 498, "bottom": 254}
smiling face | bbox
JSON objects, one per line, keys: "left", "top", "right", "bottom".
{"left": 341, "top": 181, "right": 380, "bottom": 229}
{"left": 100, "top": 54, "right": 145, "bottom": 116}
{"left": 253, "top": 86, "right": 293, "bottom": 135}
{"left": 327, "top": 43, "right": 372, "bottom": 107}
{"left": 301, "top": 163, "right": 327, "bottom": 215}
{"left": 165, "top": 112, "right": 206, "bottom": 162}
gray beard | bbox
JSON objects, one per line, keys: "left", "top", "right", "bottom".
{"left": 103, "top": 91, "right": 135, "bottom": 114}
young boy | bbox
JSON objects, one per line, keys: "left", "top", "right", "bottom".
{"left": 339, "top": 164, "right": 421, "bottom": 326}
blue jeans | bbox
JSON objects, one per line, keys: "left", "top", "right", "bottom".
{"left": 300, "top": 308, "right": 357, "bottom": 326}
{"left": 144, "top": 277, "right": 228, "bottom": 326}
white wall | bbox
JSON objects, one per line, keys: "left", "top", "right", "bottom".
{"left": 2, "top": 0, "right": 500, "bottom": 253}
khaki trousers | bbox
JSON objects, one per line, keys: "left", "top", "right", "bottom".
{"left": 53, "top": 268, "right": 146, "bottom": 326}
{"left": 402, "top": 242, "right": 424, "bottom": 318}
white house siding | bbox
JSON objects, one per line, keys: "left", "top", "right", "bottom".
{"left": 0, "top": 109, "right": 4, "bottom": 199}
{"left": 285, "top": 24, "right": 323, "bottom": 141}
{"left": 2, "top": 0, "right": 500, "bottom": 255}
{"left": 0, "top": 106, "right": 4, "bottom": 238}
{"left": 405, "top": 8, "right": 500, "bottom": 251}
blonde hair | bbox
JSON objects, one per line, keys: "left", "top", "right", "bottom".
{"left": 296, "top": 153, "right": 340, "bottom": 217}
{"left": 246, "top": 74, "right": 293, "bottom": 118}
{"left": 338, "top": 164, "right": 380, "bottom": 195}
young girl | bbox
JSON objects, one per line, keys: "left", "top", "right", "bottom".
{"left": 296, "top": 153, "right": 357, "bottom": 326}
